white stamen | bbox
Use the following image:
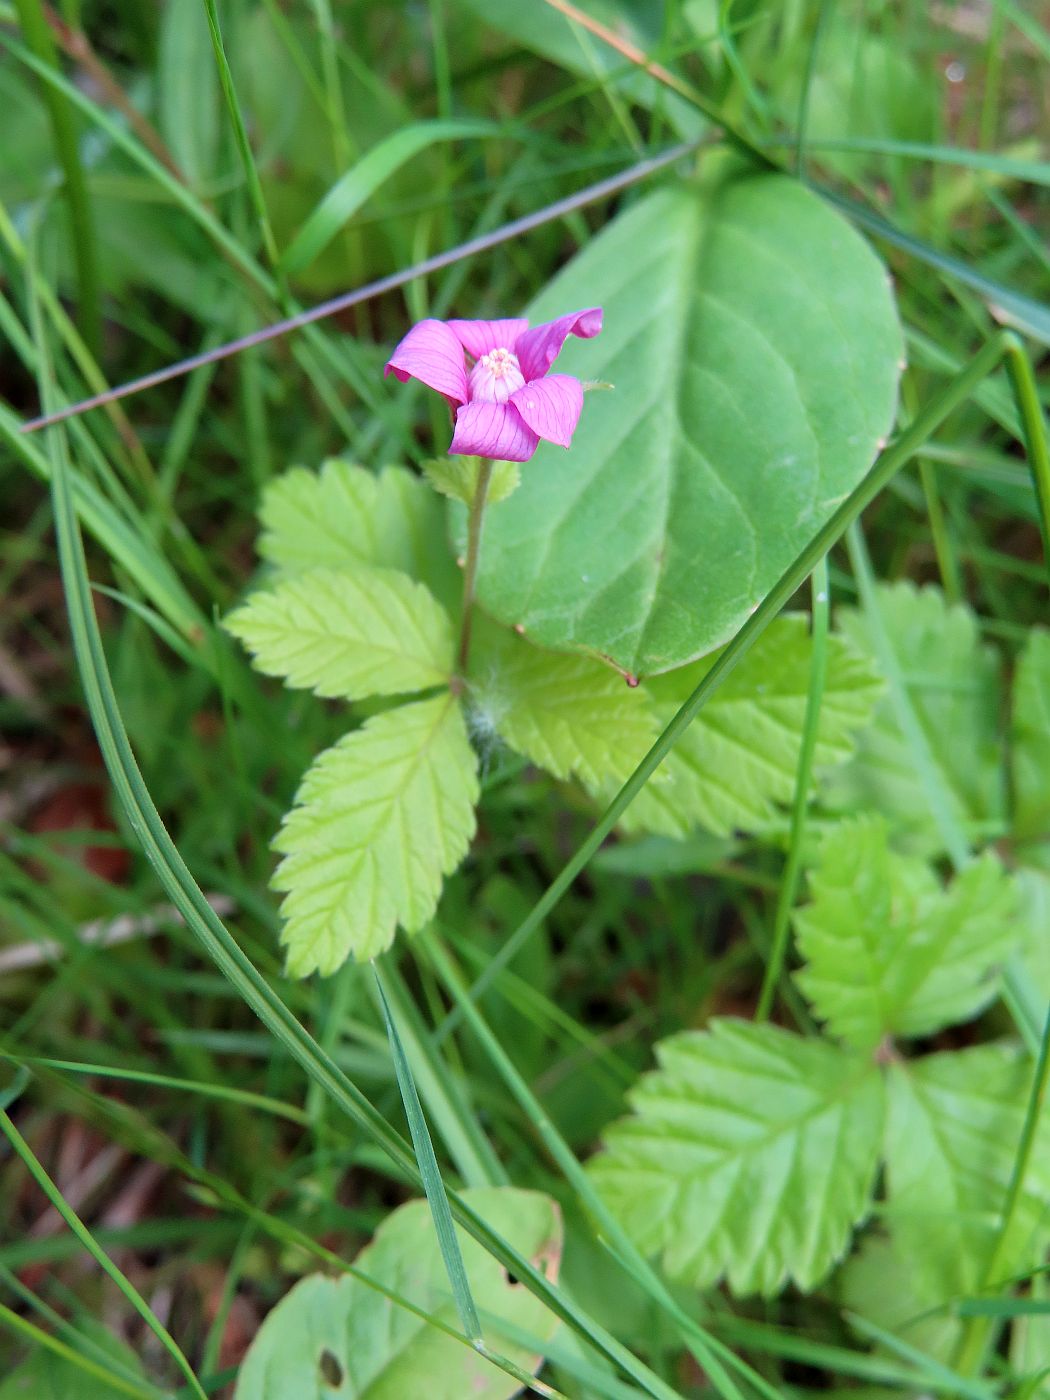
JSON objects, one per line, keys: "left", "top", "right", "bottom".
{"left": 468, "top": 347, "right": 525, "bottom": 404}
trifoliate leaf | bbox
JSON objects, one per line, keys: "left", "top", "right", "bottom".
{"left": 225, "top": 564, "right": 453, "bottom": 701}
{"left": 471, "top": 629, "right": 659, "bottom": 788}
{"left": 824, "top": 583, "right": 1005, "bottom": 857}
{"left": 596, "top": 615, "right": 882, "bottom": 838}
{"left": 274, "top": 695, "right": 478, "bottom": 974}
{"left": 1013, "top": 628, "right": 1050, "bottom": 847}
{"left": 259, "top": 459, "right": 460, "bottom": 609}
{"left": 794, "top": 816, "right": 1019, "bottom": 1050}
{"left": 234, "top": 1188, "right": 562, "bottom": 1400}
{"left": 884, "top": 1048, "right": 1050, "bottom": 1299}
{"left": 589, "top": 1019, "right": 883, "bottom": 1295}
{"left": 423, "top": 455, "right": 521, "bottom": 506}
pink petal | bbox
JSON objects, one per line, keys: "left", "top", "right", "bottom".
{"left": 510, "top": 374, "right": 583, "bottom": 448}
{"left": 447, "top": 318, "right": 530, "bottom": 360}
{"left": 515, "top": 307, "right": 603, "bottom": 382}
{"left": 450, "top": 401, "right": 540, "bottom": 462}
{"left": 384, "top": 319, "right": 468, "bottom": 405}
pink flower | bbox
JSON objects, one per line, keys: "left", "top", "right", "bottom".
{"left": 384, "top": 308, "right": 603, "bottom": 462}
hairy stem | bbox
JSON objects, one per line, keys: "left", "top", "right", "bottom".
{"left": 456, "top": 458, "right": 493, "bottom": 677}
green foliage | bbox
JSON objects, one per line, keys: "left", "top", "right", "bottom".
{"left": 884, "top": 1048, "right": 1050, "bottom": 1298}
{"left": 0, "top": 1325, "right": 146, "bottom": 1398}
{"left": 1013, "top": 628, "right": 1050, "bottom": 848}
{"left": 590, "top": 1019, "right": 884, "bottom": 1295}
{"left": 224, "top": 564, "right": 453, "bottom": 700}
{"left": 825, "top": 582, "right": 1005, "bottom": 854}
{"left": 157, "top": 0, "right": 221, "bottom": 186}
{"left": 259, "top": 459, "right": 460, "bottom": 608}
{"left": 7, "top": 2, "right": 1050, "bottom": 1397}
{"left": 472, "top": 628, "right": 659, "bottom": 787}
{"left": 472, "top": 172, "right": 903, "bottom": 675}
{"left": 599, "top": 615, "right": 882, "bottom": 837}
{"left": 234, "top": 1188, "right": 562, "bottom": 1399}
{"left": 423, "top": 455, "right": 520, "bottom": 506}
{"left": 837, "top": 1232, "right": 962, "bottom": 1364}
{"left": 794, "top": 816, "right": 1019, "bottom": 1050}
{"left": 1017, "top": 869, "right": 1050, "bottom": 1013}
{"left": 273, "top": 696, "right": 478, "bottom": 973}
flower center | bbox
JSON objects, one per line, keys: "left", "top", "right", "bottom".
{"left": 468, "top": 347, "right": 525, "bottom": 404}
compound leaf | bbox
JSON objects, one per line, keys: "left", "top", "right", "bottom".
{"left": 598, "top": 615, "right": 881, "bottom": 838}
{"left": 472, "top": 628, "right": 660, "bottom": 787}
{"left": 884, "top": 1049, "right": 1050, "bottom": 1299}
{"left": 274, "top": 695, "right": 478, "bottom": 974}
{"left": 226, "top": 564, "right": 453, "bottom": 701}
{"left": 472, "top": 172, "right": 902, "bottom": 675}
{"left": 235, "top": 1188, "right": 562, "bottom": 1400}
{"left": 590, "top": 1019, "right": 883, "bottom": 1296}
{"left": 794, "top": 816, "right": 1019, "bottom": 1050}
{"left": 824, "top": 582, "right": 1005, "bottom": 856}
{"left": 260, "top": 459, "right": 460, "bottom": 609}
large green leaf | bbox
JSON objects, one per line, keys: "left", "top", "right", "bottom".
{"left": 471, "top": 627, "right": 659, "bottom": 787}
{"left": 274, "top": 696, "right": 478, "bottom": 974}
{"left": 824, "top": 582, "right": 1005, "bottom": 855}
{"left": 471, "top": 171, "right": 902, "bottom": 676}
{"left": 225, "top": 564, "right": 453, "bottom": 701}
{"left": 1013, "top": 627, "right": 1050, "bottom": 847}
{"left": 794, "top": 816, "right": 1019, "bottom": 1050}
{"left": 235, "top": 1188, "right": 562, "bottom": 1400}
{"left": 260, "top": 460, "right": 460, "bottom": 611}
{"left": 594, "top": 616, "right": 881, "bottom": 838}
{"left": 883, "top": 1048, "right": 1050, "bottom": 1299}
{"left": 590, "top": 1019, "right": 883, "bottom": 1295}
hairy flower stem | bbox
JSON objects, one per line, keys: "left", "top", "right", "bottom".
{"left": 455, "top": 459, "right": 493, "bottom": 679}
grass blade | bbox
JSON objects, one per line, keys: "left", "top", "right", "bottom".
{"left": 374, "top": 964, "right": 484, "bottom": 1344}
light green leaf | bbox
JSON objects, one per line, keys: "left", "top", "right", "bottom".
{"left": 274, "top": 696, "right": 478, "bottom": 974}
{"left": 884, "top": 1048, "right": 1050, "bottom": 1299}
{"left": 824, "top": 583, "right": 1005, "bottom": 856}
{"left": 225, "top": 565, "right": 452, "bottom": 701}
{"left": 234, "top": 1188, "right": 562, "bottom": 1400}
{"left": 260, "top": 460, "right": 460, "bottom": 610}
{"left": 471, "top": 629, "right": 659, "bottom": 787}
{"left": 423, "top": 456, "right": 520, "bottom": 507}
{"left": 596, "top": 615, "right": 882, "bottom": 838}
{"left": 471, "top": 172, "right": 902, "bottom": 675}
{"left": 794, "top": 816, "right": 1019, "bottom": 1050}
{"left": 836, "top": 1232, "right": 962, "bottom": 1365}
{"left": 1013, "top": 628, "right": 1050, "bottom": 847}
{"left": 590, "top": 1019, "right": 883, "bottom": 1296}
